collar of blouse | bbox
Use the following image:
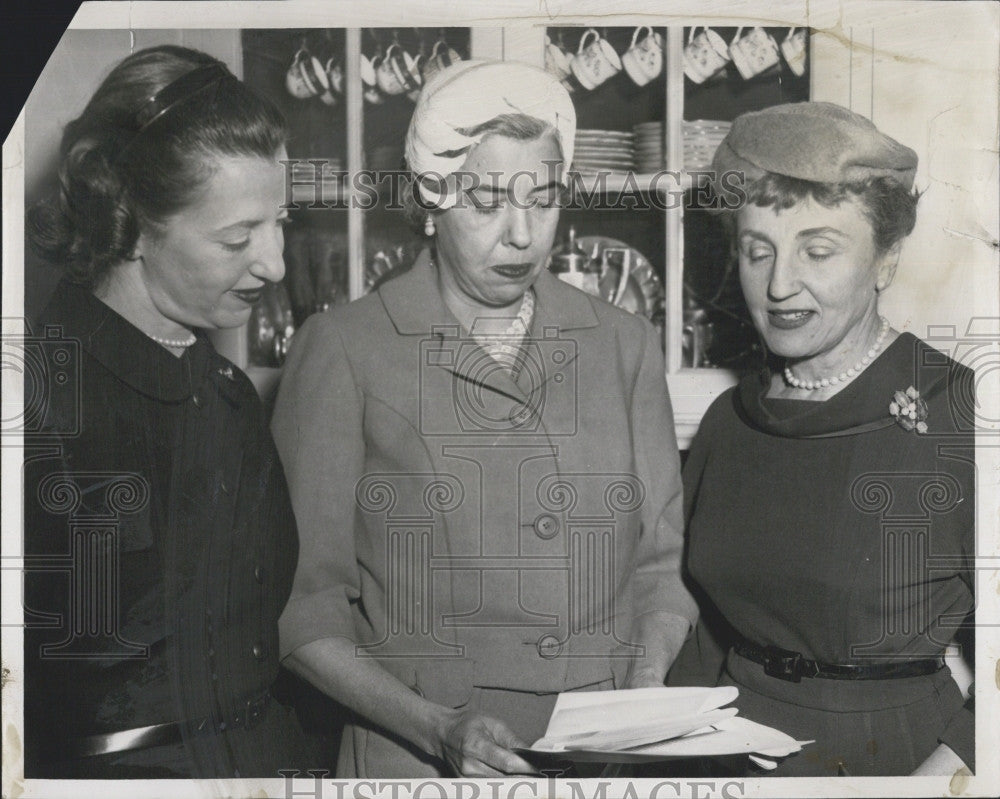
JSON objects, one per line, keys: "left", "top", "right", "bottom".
{"left": 378, "top": 248, "right": 600, "bottom": 337}
{"left": 736, "top": 333, "right": 958, "bottom": 439}
{"left": 43, "top": 279, "right": 215, "bottom": 403}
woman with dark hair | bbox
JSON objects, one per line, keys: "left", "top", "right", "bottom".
{"left": 270, "top": 59, "right": 697, "bottom": 778}
{"left": 23, "top": 45, "right": 321, "bottom": 778}
{"left": 668, "top": 102, "right": 975, "bottom": 776}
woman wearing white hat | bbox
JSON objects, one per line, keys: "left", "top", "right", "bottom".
{"left": 271, "top": 60, "right": 697, "bottom": 777}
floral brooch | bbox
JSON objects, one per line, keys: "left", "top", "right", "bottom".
{"left": 889, "top": 386, "right": 928, "bottom": 433}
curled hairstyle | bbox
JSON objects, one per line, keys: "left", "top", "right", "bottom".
{"left": 28, "top": 45, "right": 288, "bottom": 287}
{"left": 731, "top": 172, "right": 920, "bottom": 255}
{"left": 402, "top": 112, "right": 563, "bottom": 232}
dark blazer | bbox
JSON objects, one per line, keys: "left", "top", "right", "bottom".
{"left": 23, "top": 280, "right": 314, "bottom": 778}
{"left": 272, "top": 251, "right": 698, "bottom": 709}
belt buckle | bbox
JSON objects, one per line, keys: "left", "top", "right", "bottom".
{"left": 763, "top": 646, "right": 804, "bottom": 682}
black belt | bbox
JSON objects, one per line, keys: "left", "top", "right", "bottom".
{"left": 733, "top": 639, "right": 944, "bottom": 683}
{"left": 56, "top": 691, "right": 271, "bottom": 760}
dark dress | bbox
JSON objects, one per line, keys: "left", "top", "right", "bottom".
{"left": 23, "top": 280, "right": 324, "bottom": 778}
{"left": 668, "top": 333, "right": 975, "bottom": 776}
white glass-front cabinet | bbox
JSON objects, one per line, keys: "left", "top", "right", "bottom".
{"left": 229, "top": 27, "right": 810, "bottom": 448}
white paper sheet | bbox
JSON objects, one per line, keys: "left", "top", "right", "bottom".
{"left": 522, "top": 686, "right": 812, "bottom": 763}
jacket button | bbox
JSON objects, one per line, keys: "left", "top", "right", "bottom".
{"left": 251, "top": 642, "right": 265, "bottom": 661}
{"left": 533, "top": 514, "right": 559, "bottom": 539}
{"left": 254, "top": 565, "right": 264, "bottom": 584}
{"left": 192, "top": 393, "right": 202, "bottom": 408}
{"left": 220, "top": 481, "right": 230, "bottom": 495}
{"left": 536, "top": 634, "right": 562, "bottom": 659}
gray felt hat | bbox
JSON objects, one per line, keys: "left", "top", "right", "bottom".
{"left": 711, "top": 101, "right": 918, "bottom": 189}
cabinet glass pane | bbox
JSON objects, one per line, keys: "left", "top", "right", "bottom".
{"left": 681, "top": 26, "right": 811, "bottom": 371}
{"left": 362, "top": 28, "right": 471, "bottom": 293}
{"left": 242, "top": 29, "right": 349, "bottom": 367}
{"left": 547, "top": 26, "right": 670, "bottom": 341}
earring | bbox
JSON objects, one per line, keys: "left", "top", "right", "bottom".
{"left": 424, "top": 215, "right": 436, "bottom": 237}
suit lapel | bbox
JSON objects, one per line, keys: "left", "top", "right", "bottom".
{"left": 378, "top": 250, "right": 602, "bottom": 411}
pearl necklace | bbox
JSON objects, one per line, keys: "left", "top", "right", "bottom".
{"left": 472, "top": 290, "right": 535, "bottom": 362}
{"left": 783, "top": 316, "right": 890, "bottom": 391}
{"left": 149, "top": 331, "right": 197, "bottom": 348}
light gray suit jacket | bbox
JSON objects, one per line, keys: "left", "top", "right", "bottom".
{"left": 272, "top": 250, "right": 697, "bottom": 708}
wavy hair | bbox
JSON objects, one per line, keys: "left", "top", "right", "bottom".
{"left": 27, "top": 45, "right": 288, "bottom": 287}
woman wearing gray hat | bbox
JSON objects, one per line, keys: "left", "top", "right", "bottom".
{"left": 668, "top": 102, "right": 974, "bottom": 776}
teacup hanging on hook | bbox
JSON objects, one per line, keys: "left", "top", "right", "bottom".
{"left": 361, "top": 38, "right": 385, "bottom": 104}
{"left": 319, "top": 57, "right": 343, "bottom": 105}
{"left": 286, "top": 44, "right": 329, "bottom": 100}
{"left": 780, "top": 28, "right": 808, "bottom": 76}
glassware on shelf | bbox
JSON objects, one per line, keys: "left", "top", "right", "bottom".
{"left": 682, "top": 305, "right": 715, "bottom": 368}
{"left": 310, "top": 227, "right": 349, "bottom": 315}
{"left": 283, "top": 226, "right": 348, "bottom": 326}
{"left": 600, "top": 247, "right": 635, "bottom": 307}
{"left": 248, "top": 281, "right": 297, "bottom": 368}
{"left": 549, "top": 230, "right": 665, "bottom": 323}
{"left": 548, "top": 226, "right": 601, "bottom": 296}
{"left": 594, "top": 242, "right": 665, "bottom": 322}
{"left": 364, "top": 235, "right": 424, "bottom": 293}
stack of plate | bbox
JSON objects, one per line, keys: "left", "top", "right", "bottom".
{"left": 572, "top": 129, "right": 635, "bottom": 174}
{"left": 683, "top": 120, "right": 731, "bottom": 170}
{"left": 634, "top": 121, "right": 664, "bottom": 173}
{"left": 632, "top": 120, "right": 733, "bottom": 171}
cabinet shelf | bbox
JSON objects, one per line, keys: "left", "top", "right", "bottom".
{"left": 567, "top": 170, "right": 693, "bottom": 196}
{"left": 235, "top": 25, "right": 810, "bottom": 444}
{"left": 287, "top": 170, "right": 695, "bottom": 207}
{"left": 289, "top": 183, "right": 348, "bottom": 206}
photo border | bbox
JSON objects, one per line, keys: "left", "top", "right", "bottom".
{"left": 3, "top": 2, "right": 997, "bottom": 797}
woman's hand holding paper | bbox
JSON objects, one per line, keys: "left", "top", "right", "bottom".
{"left": 435, "top": 709, "right": 538, "bottom": 777}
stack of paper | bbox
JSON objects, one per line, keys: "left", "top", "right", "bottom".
{"left": 523, "top": 686, "right": 811, "bottom": 763}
